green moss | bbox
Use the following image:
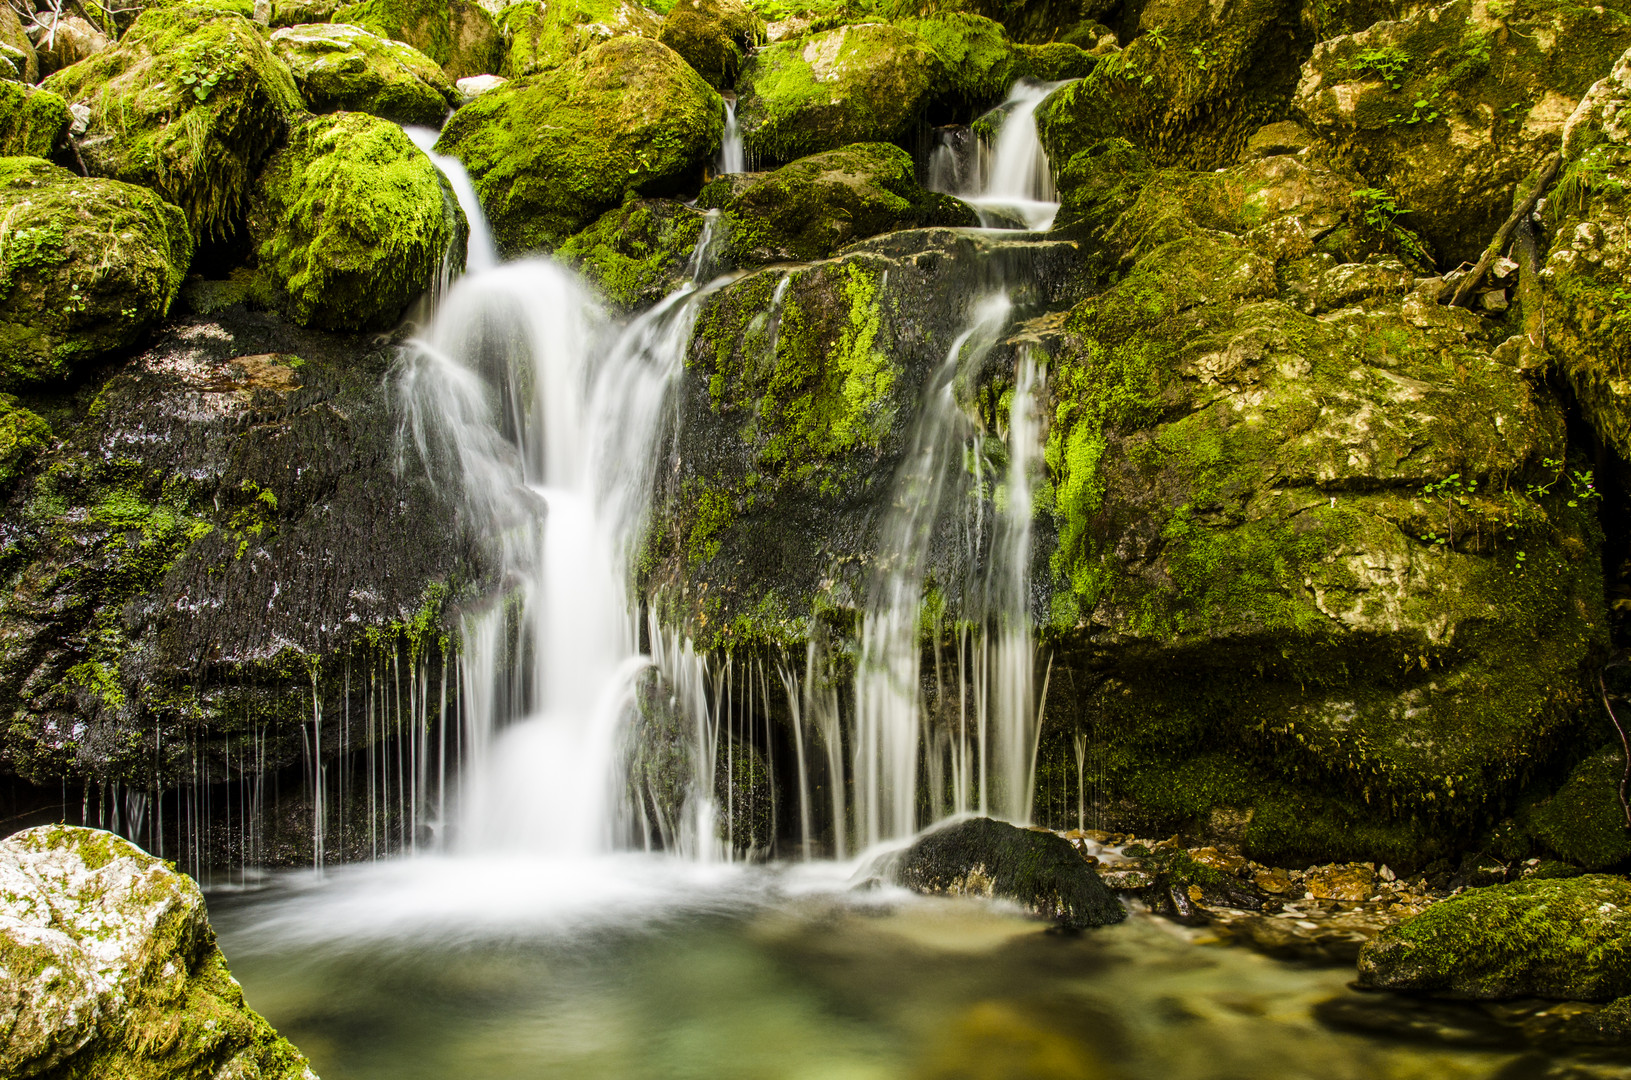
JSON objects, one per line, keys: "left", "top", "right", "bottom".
{"left": 556, "top": 197, "right": 707, "bottom": 310}
{"left": 335, "top": 0, "right": 451, "bottom": 63}
{"left": 250, "top": 112, "right": 463, "bottom": 330}
{"left": 1524, "top": 746, "right": 1631, "bottom": 871}
{"left": 0, "top": 83, "right": 69, "bottom": 159}
{"left": 897, "top": 12, "right": 1020, "bottom": 110}
{"left": 500, "top": 0, "right": 660, "bottom": 77}
{"left": 436, "top": 36, "right": 722, "bottom": 254}
{"left": 270, "top": 21, "right": 455, "bottom": 126}
{"left": 0, "top": 393, "right": 50, "bottom": 488}
{"left": 656, "top": 0, "right": 761, "bottom": 89}
{"left": 42, "top": 6, "right": 303, "bottom": 243}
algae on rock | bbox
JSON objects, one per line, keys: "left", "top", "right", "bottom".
{"left": 249, "top": 112, "right": 464, "bottom": 330}
{"left": 0, "top": 156, "right": 193, "bottom": 386}
{"left": 436, "top": 35, "right": 722, "bottom": 254}
{"left": 557, "top": 197, "right": 710, "bottom": 311}
{"left": 42, "top": 5, "right": 304, "bottom": 243}
{"left": 270, "top": 21, "right": 456, "bottom": 125}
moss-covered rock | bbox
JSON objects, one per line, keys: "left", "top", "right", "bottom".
{"left": 897, "top": 12, "right": 1025, "bottom": 114}
{"left": 0, "top": 393, "right": 50, "bottom": 490}
{"left": 736, "top": 22, "right": 942, "bottom": 163}
{"left": 557, "top": 197, "right": 711, "bottom": 311}
{"left": 886, "top": 0, "right": 1114, "bottom": 45}
{"left": 334, "top": 0, "right": 502, "bottom": 77}
{"left": 34, "top": 15, "right": 113, "bottom": 76}
{"left": 696, "top": 141, "right": 976, "bottom": 265}
{"left": 249, "top": 112, "right": 463, "bottom": 330}
{"left": 0, "top": 2, "right": 39, "bottom": 82}
{"left": 892, "top": 816, "right": 1127, "bottom": 928}
{"left": 0, "top": 82, "right": 70, "bottom": 159}
{"left": 1523, "top": 746, "right": 1631, "bottom": 871}
{"left": 42, "top": 5, "right": 304, "bottom": 243}
{"left": 1036, "top": 0, "right": 1306, "bottom": 173}
{"left": 1293, "top": 0, "right": 1631, "bottom": 267}
{"left": 272, "top": 0, "right": 346, "bottom": 25}
{"left": 0, "top": 157, "right": 192, "bottom": 386}
{"left": 270, "top": 21, "right": 456, "bottom": 125}
{"left": 657, "top": 0, "right": 761, "bottom": 89}
{"left": 436, "top": 35, "right": 722, "bottom": 253}
{"left": 1358, "top": 875, "right": 1631, "bottom": 1000}
{"left": 498, "top": 0, "right": 661, "bottom": 78}
{"left": 0, "top": 824, "right": 317, "bottom": 1078}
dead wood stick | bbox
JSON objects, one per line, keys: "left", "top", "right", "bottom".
{"left": 1450, "top": 152, "right": 1563, "bottom": 308}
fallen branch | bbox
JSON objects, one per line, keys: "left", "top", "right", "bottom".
{"left": 1600, "top": 653, "right": 1631, "bottom": 831}
{"left": 1450, "top": 152, "right": 1563, "bottom": 308}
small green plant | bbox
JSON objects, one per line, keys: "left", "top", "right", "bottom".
{"left": 1421, "top": 472, "right": 1474, "bottom": 548}
{"left": 1144, "top": 25, "right": 1168, "bottom": 47}
{"left": 1346, "top": 45, "right": 1411, "bottom": 90}
{"left": 1352, "top": 187, "right": 1404, "bottom": 231}
{"left": 1526, "top": 456, "right": 1603, "bottom": 507}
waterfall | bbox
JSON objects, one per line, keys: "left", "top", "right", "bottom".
{"left": 404, "top": 125, "right": 500, "bottom": 275}
{"left": 944, "top": 80, "right": 1065, "bottom": 232}
{"left": 717, "top": 94, "right": 745, "bottom": 176}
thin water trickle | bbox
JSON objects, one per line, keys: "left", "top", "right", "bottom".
{"left": 404, "top": 125, "right": 500, "bottom": 275}
{"left": 717, "top": 95, "right": 745, "bottom": 176}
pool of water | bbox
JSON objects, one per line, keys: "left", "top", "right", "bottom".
{"left": 210, "top": 854, "right": 1620, "bottom": 1080}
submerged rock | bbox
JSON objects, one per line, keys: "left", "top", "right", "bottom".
{"left": 656, "top": 0, "right": 761, "bottom": 90}
{"left": 1357, "top": 875, "right": 1631, "bottom": 1000}
{"left": 0, "top": 824, "right": 318, "bottom": 1078}
{"left": 696, "top": 142, "right": 977, "bottom": 266}
{"left": 249, "top": 111, "right": 464, "bottom": 330}
{"left": 42, "top": 4, "right": 304, "bottom": 243}
{"left": 737, "top": 23, "right": 942, "bottom": 163}
{"left": 436, "top": 35, "right": 721, "bottom": 254}
{"left": 497, "top": 0, "right": 660, "bottom": 78}
{"left": 0, "top": 82, "right": 69, "bottom": 158}
{"left": 0, "top": 156, "right": 192, "bottom": 386}
{"left": 270, "top": 21, "right": 456, "bottom": 126}
{"left": 893, "top": 817, "right": 1127, "bottom": 928}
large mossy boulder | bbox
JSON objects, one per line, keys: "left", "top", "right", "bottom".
{"left": 697, "top": 141, "right": 977, "bottom": 266}
{"left": 888, "top": 0, "right": 1114, "bottom": 45}
{"left": 892, "top": 816, "right": 1127, "bottom": 928}
{"left": 334, "top": 0, "right": 502, "bottom": 78}
{"left": 897, "top": 12, "right": 1037, "bottom": 114}
{"left": 0, "top": 393, "right": 50, "bottom": 489}
{"left": 436, "top": 35, "right": 722, "bottom": 254}
{"left": 498, "top": 0, "right": 661, "bottom": 78}
{"left": 656, "top": 0, "right": 761, "bottom": 89}
{"left": 0, "top": 3, "right": 39, "bottom": 82}
{"left": 1522, "top": 746, "right": 1631, "bottom": 871}
{"left": 0, "top": 157, "right": 192, "bottom": 386}
{"left": 1543, "top": 45, "right": 1631, "bottom": 462}
{"left": 0, "top": 825, "right": 317, "bottom": 1078}
{"left": 249, "top": 112, "right": 463, "bottom": 330}
{"left": 557, "top": 197, "right": 711, "bottom": 311}
{"left": 1035, "top": 0, "right": 1306, "bottom": 173}
{"left": 1293, "top": 0, "right": 1631, "bottom": 268}
{"left": 270, "top": 21, "right": 456, "bottom": 125}
{"left": 0, "top": 82, "right": 69, "bottom": 158}
{"left": 736, "top": 23, "right": 942, "bottom": 163}
{"left": 42, "top": 5, "right": 304, "bottom": 243}
{"left": 1358, "top": 876, "right": 1631, "bottom": 1000}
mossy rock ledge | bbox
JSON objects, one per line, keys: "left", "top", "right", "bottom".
{"left": 1358, "top": 875, "right": 1631, "bottom": 1000}
{"left": 249, "top": 111, "right": 465, "bottom": 330}
{"left": 42, "top": 5, "right": 305, "bottom": 244}
{"left": 0, "top": 157, "right": 193, "bottom": 387}
{"left": 0, "top": 824, "right": 318, "bottom": 1078}
{"left": 436, "top": 35, "right": 722, "bottom": 254}
{"left": 891, "top": 816, "right": 1127, "bottom": 928}
{"left": 498, "top": 0, "right": 662, "bottom": 79}
{"left": 270, "top": 21, "right": 457, "bottom": 126}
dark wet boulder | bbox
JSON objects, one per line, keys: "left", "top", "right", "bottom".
{"left": 0, "top": 825, "right": 318, "bottom": 1079}
{"left": 498, "top": 0, "right": 661, "bottom": 78}
{"left": 270, "top": 21, "right": 456, "bottom": 126}
{"left": 736, "top": 23, "right": 942, "bottom": 163}
{"left": 656, "top": 0, "right": 761, "bottom": 90}
{"left": 1358, "top": 876, "right": 1631, "bottom": 1000}
{"left": 42, "top": 5, "right": 304, "bottom": 242}
{"left": 0, "top": 82, "right": 69, "bottom": 158}
{"left": 1521, "top": 747, "right": 1631, "bottom": 872}
{"left": 0, "top": 157, "right": 192, "bottom": 387}
{"left": 893, "top": 817, "right": 1126, "bottom": 928}
{"left": 436, "top": 35, "right": 722, "bottom": 254}
{"left": 697, "top": 142, "right": 977, "bottom": 266}
{"left": 557, "top": 197, "right": 711, "bottom": 311}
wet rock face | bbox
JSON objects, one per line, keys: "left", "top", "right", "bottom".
{"left": 1293, "top": 0, "right": 1631, "bottom": 267}
{"left": 435, "top": 35, "right": 722, "bottom": 254}
{"left": 1357, "top": 875, "right": 1631, "bottom": 1000}
{"left": 270, "top": 21, "right": 456, "bottom": 126}
{"left": 0, "top": 157, "right": 193, "bottom": 388}
{"left": 0, "top": 307, "right": 477, "bottom": 787}
{"left": 0, "top": 824, "right": 318, "bottom": 1078}
{"left": 893, "top": 816, "right": 1127, "bottom": 928}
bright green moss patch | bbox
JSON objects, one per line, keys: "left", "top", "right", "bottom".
{"left": 250, "top": 112, "right": 463, "bottom": 330}
{"left": 500, "top": 0, "right": 662, "bottom": 78}
{"left": 657, "top": 0, "right": 761, "bottom": 89}
{"left": 0, "top": 83, "right": 69, "bottom": 159}
{"left": 0, "top": 393, "right": 50, "bottom": 488}
{"left": 557, "top": 198, "right": 708, "bottom": 311}
{"left": 1524, "top": 746, "right": 1631, "bottom": 871}
{"left": 271, "top": 21, "right": 455, "bottom": 126}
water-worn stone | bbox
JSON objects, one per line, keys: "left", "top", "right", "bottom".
{"left": 1358, "top": 875, "right": 1631, "bottom": 1000}
{"left": 1305, "top": 863, "right": 1376, "bottom": 901}
{"left": 42, "top": 5, "right": 304, "bottom": 243}
{"left": 0, "top": 82, "right": 69, "bottom": 159}
{"left": 249, "top": 112, "right": 465, "bottom": 330}
{"left": 736, "top": 23, "right": 942, "bottom": 163}
{"left": 270, "top": 21, "right": 456, "bottom": 126}
{"left": 497, "top": 0, "right": 660, "bottom": 78}
{"left": 31, "top": 14, "right": 110, "bottom": 75}
{"left": 0, "top": 157, "right": 192, "bottom": 387}
{"left": 657, "top": 0, "right": 760, "bottom": 90}
{"left": 1293, "top": 0, "right": 1631, "bottom": 267}
{"left": 436, "top": 35, "right": 722, "bottom": 254}
{"left": 893, "top": 816, "right": 1127, "bottom": 928}
{"left": 0, "top": 824, "right": 318, "bottom": 1078}
{"left": 696, "top": 142, "right": 976, "bottom": 267}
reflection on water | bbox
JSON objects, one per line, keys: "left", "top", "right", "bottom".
{"left": 211, "top": 857, "right": 1612, "bottom": 1080}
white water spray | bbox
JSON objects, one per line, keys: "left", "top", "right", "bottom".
{"left": 717, "top": 95, "right": 745, "bottom": 176}
{"left": 933, "top": 80, "right": 1065, "bottom": 232}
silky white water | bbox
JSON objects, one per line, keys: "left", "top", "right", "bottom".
{"left": 405, "top": 125, "right": 500, "bottom": 275}
{"left": 934, "top": 79, "right": 1065, "bottom": 232}
{"left": 717, "top": 95, "right": 746, "bottom": 175}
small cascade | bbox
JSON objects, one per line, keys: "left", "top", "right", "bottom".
{"left": 404, "top": 125, "right": 500, "bottom": 276}
{"left": 954, "top": 80, "right": 1065, "bottom": 232}
{"left": 717, "top": 94, "right": 745, "bottom": 176}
